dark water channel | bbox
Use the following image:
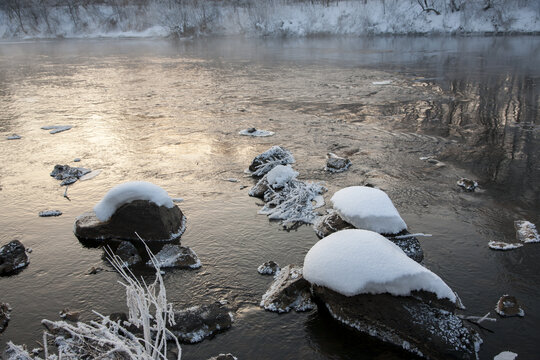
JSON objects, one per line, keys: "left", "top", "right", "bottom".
{"left": 0, "top": 36, "right": 539, "bottom": 359}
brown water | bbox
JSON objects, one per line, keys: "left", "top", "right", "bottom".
{"left": 0, "top": 36, "right": 539, "bottom": 359}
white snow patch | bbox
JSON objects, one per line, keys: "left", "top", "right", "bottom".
{"left": 303, "top": 229, "right": 456, "bottom": 302}
{"left": 372, "top": 80, "right": 393, "bottom": 85}
{"left": 79, "top": 169, "right": 101, "bottom": 181}
{"left": 38, "top": 210, "right": 62, "bottom": 217}
{"left": 266, "top": 165, "right": 298, "bottom": 189}
{"left": 331, "top": 186, "right": 407, "bottom": 234}
{"left": 494, "top": 351, "right": 518, "bottom": 360}
{"left": 488, "top": 241, "right": 523, "bottom": 251}
{"left": 93, "top": 181, "right": 175, "bottom": 222}
{"left": 514, "top": 220, "right": 539, "bottom": 243}
{"left": 239, "top": 128, "right": 274, "bottom": 137}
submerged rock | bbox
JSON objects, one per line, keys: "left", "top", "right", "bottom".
{"left": 248, "top": 145, "right": 295, "bottom": 177}
{"left": 208, "top": 354, "right": 238, "bottom": 360}
{"left": 148, "top": 244, "right": 201, "bottom": 269}
{"left": 115, "top": 241, "right": 142, "bottom": 267}
{"left": 38, "top": 210, "right": 62, "bottom": 217}
{"left": 0, "top": 302, "right": 11, "bottom": 333}
{"left": 325, "top": 152, "right": 351, "bottom": 173}
{"left": 50, "top": 164, "right": 91, "bottom": 186}
{"left": 74, "top": 200, "right": 186, "bottom": 242}
{"left": 257, "top": 261, "right": 280, "bottom": 275}
{"left": 7, "top": 134, "right": 21, "bottom": 140}
{"left": 169, "top": 303, "right": 234, "bottom": 343}
{"left": 514, "top": 220, "right": 539, "bottom": 243}
{"left": 312, "top": 285, "right": 480, "bottom": 359}
{"left": 495, "top": 295, "right": 524, "bottom": 317}
{"left": 41, "top": 125, "right": 72, "bottom": 134}
{"left": 260, "top": 265, "right": 314, "bottom": 313}
{"left": 0, "top": 240, "right": 29, "bottom": 275}
{"left": 457, "top": 178, "right": 478, "bottom": 192}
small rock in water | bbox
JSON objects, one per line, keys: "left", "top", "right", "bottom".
{"left": 41, "top": 125, "right": 72, "bottom": 134}
{"left": 39, "top": 210, "right": 62, "bottom": 217}
{"left": 0, "top": 240, "right": 29, "bottom": 275}
{"left": 495, "top": 295, "right": 524, "bottom": 317}
{"left": 51, "top": 164, "right": 91, "bottom": 186}
{"left": 239, "top": 128, "right": 274, "bottom": 137}
{"left": 87, "top": 266, "right": 104, "bottom": 275}
{"left": 7, "top": 134, "right": 21, "bottom": 140}
{"left": 260, "top": 265, "right": 314, "bottom": 313}
{"left": 59, "top": 308, "right": 80, "bottom": 322}
{"left": 172, "top": 197, "right": 184, "bottom": 203}
{"left": 115, "top": 241, "right": 142, "bottom": 267}
{"left": 169, "top": 302, "right": 234, "bottom": 343}
{"left": 223, "top": 178, "right": 239, "bottom": 183}
{"left": 488, "top": 241, "right": 523, "bottom": 251}
{"left": 73, "top": 158, "right": 81, "bottom": 162}
{"left": 494, "top": 351, "right": 518, "bottom": 360}
{"left": 257, "top": 261, "right": 280, "bottom": 275}
{"left": 325, "top": 152, "right": 351, "bottom": 173}
{"left": 0, "top": 303, "right": 11, "bottom": 334}
{"left": 514, "top": 220, "right": 539, "bottom": 243}
{"left": 248, "top": 146, "right": 295, "bottom": 177}
{"left": 148, "top": 244, "right": 201, "bottom": 269}
{"left": 457, "top": 178, "right": 478, "bottom": 191}
{"left": 208, "top": 354, "right": 238, "bottom": 360}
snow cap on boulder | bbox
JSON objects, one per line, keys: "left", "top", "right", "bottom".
{"left": 94, "top": 181, "right": 175, "bottom": 222}
{"left": 266, "top": 165, "right": 298, "bottom": 189}
{"left": 331, "top": 186, "right": 406, "bottom": 234}
{"left": 303, "top": 229, "right": 456, "bottom": 302}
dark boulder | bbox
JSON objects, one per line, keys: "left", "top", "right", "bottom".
{"left": 169, "top": 302, "right": 234, "bottom": 343}
{"left": 260, "top": 265, "right": 314, "bottom": 313}
{"left": 0, "top": 240, "right": 29, "bottom": 275}
{"left": 248, "top": 146, "right": 295, "bottom": 177}
{"left": 74, "top": 200, "right": 186, "bottom": 242}
{"left": 312, "top": 285, "right": 481, "bottom": 360}
{"left": 115, "top": 241, "right": 142, "bottom": 267}
{"left": 0, "top": 303, "right": 10, "bottom": 333}
{"left": 314, "top": 212, "right": 355, "bottom": 239}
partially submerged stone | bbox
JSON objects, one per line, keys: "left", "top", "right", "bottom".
{"left": 41, "top": 125, "right": 72, "bottom": 134}
{"left": 325, "top": 152, "right": 351, "bottom": 173}
{"left": 169, "top": 302, "right": 234, "bottom": 343}
{"left": 257, "top": 261, "right": 280, "bottom": 275}
{"left": 260, "top": 265, "right": 314, "bottom": 313}
{"left": 74, "top": 200, "right": 186, "bottom": 242}
{"left": 115, "top": 241, "right": 142, "bottom": 267}
{"left": 514, "top": 220, "right": 539, "bottom": 243}
{"left": 7, "top": 134, "right": 21, "bottom": 140}
{"left": 0, "top": 302, "right": 11, "bottom": 333}
{"left": 312, "top": 285, "right": 481, "bottom": 359}
{"left": 488, "top": 241, "right": 523, "bottom": 251}
{"left": 495, "top": 295, "right": 524, "bottom": 317}
{"left": 208, "top": 354, "right": 238, "bottom": 360}
{"left": 313, "top": 211, "right": 355, "bottom": 239}
{"left": 59, "top": 308, "right": 80, "bottom": 322}
{"left": 39, "top": 210, "right": 62, "bottom": 217}
{"left": 50, "top": 164, "right": 91, "bottom": 186}
{"left": 457, "top": 178, "right": 478, "bottom": 192}
{"left": 0, "top": 240, "right": 29, "bottom": 275}
{"left": 248, "top": 146, "right": 295, "bottom": 177}
{"left": 239, "top": 128, "right": 274, "bottom": 137}
{"left": 148, "top": 244, "right": 201, "bottom": 269}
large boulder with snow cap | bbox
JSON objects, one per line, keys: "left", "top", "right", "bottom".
{"left": 74, "top": 182, "right": 186, "bottom": 242}
{"left": 303, "top": 229, "right": 480, "bottom": 359}
{"left": 331, "top": 186, "right": 407, "bottom": 235}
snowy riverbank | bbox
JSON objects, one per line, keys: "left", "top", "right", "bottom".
{"left": 0, "top": 0, "right": 539, "bottom": 39}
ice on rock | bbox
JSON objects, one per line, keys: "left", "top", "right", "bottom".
{"left": 248, "top": 145, "right": 295, "bottom": 177}
{"left": 303, "top": 229, "right": 456, "bottom": 302}
{"left": 331, "top": 186, "right": 407, "bottom": 234}
{"left": 39, "top": 210, "right": 62, "bottom": 217}
{"left": 266, "top": 165, "right": 298, "bottom": 189}
{"left": 494, "top": 351, "right": 518, "bottom": 360}
{"left": 239, "top": 128, "right": 274, "bottom": 137}
{"left": 94, "top": 181, "right": 175, "bottom": 222}
{"left": 488, "top": 241, "right": 523, "bottom": 251}
{"left": 514, "top": 220, "right": 539, "bottom": 243}
{"left": 148, "top": 244, "right": 201, "bottom": 269}
{"left": 372, "top": 80, "right": 393, "bottom": 85}
{"left": 6, "top": 134, "right": 21, "bottom": 140}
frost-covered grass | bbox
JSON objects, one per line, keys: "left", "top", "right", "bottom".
{"left": 1, "top": 0, "right": 538, "bottom": 39}
{"left": 5, "top": 237, "right": 181, "bottom": 360}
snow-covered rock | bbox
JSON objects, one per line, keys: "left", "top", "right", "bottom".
{"left": 148, "top": 244, "right": 201, "bottom": 269}
{"left": 248, "top": 146, "right": 295, "bottom": 177}
{"left": 41, "top": 125, "right": 72, "bottom": 134}
{"left": 488, "top": 241, "right": 523, "bottom": 251}
{"left": 257, "top": 261, "right": 280, "bottom": 275}
{"left": 38, "top": 210, "right": 62, "bottom": 217}
{"left": 325, "top": 153, "right": 351, "bottom": 173}
{"left": 330, "top": 186, "right": 407, "bottom": 235}
{"left": 495, "top": 295, "right": 524, "bottom": 317}
{"left": 169, "top": 303, "right": 234, "bottom": 343}
{"left": 0, "top": 240, "right": 29, "bottom": 275}
{"left": 93, "top": 181, "right": 175, "bottom": 222}
{"left": 266, "top": 165, "right": 298, "bottom": 189}
{"left": 260, "top": 265, "right": 314, "bottom": 313}
{"left": 115, "top": 241, "right": 142, "bottom": 267}
{"left": 494, "top": 351, "right": 518, "bottom": 360}
{"left": 303, "top": 229, "right": 454, "bottom": 301}
{"left": 457, "top": 178, "right": 478, "bottom": 192}
{"left": 0, "top": 303, "right": 10, "bottom": 334}
{"left": 514, "top": 220, "right": 539, "bottom": 243}
{"left": 239, "top": 128, "right": 274, "bottom": 137}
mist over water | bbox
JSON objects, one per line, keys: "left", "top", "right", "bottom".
{"left": 0, "top": 36, "right": 539, "bottom": 359}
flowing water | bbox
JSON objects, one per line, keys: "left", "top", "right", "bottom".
{"left": 0, "top": 36, "right": 539, "bottom": 359}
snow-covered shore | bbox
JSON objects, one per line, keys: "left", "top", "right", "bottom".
{"left": 0, "top": 0, "right": 538, "bottom": 39}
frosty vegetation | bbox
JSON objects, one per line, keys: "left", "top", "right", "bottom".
{"left": 94, "top": 181, "right": 175, "bottom": 222}
{"left": 303, "top": 229, "right": 457, "bottom": 301}
{"left": 5, "top": 240, "right": 181, "bottom": 360}
{"left": 1, "top": 0, "right": 538, "bottom": 39}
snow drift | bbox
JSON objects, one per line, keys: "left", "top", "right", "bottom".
{"left": 1, "top": 0, "right": 538, "bottom": 39}
{"left": 303, "top": 229, "right": 456, "bottom": 302}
